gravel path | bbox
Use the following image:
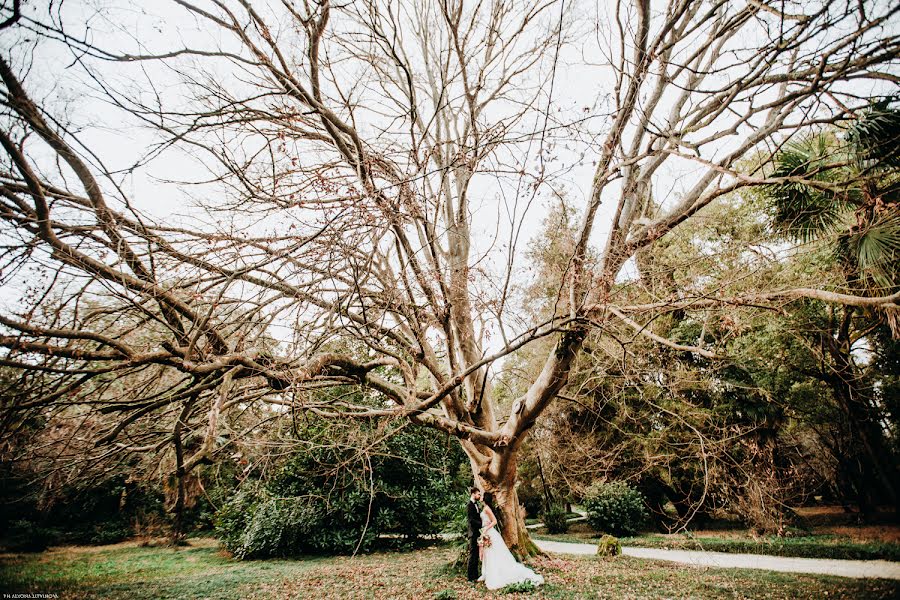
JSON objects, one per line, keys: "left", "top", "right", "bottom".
{"left": 533, "top": 539, "right": 900, "bottom": 580}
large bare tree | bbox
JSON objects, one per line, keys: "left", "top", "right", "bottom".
{"left": 1, "top": 0, "right": 898, "bottom": 554}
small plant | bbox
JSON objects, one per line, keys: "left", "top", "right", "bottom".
{"left": 584, "top": 480, "right": 648, "bottom": 536}
{"left": 596, "top": 534, "right": 621, "bottom": 557}
{"left": 500, "top": 580, "right": 537, "bottom": 594}
{"left": 434, "top": 589, "right": 457, "bottom": 600}
{"left": 543, "top": 504, "right": 569, "bottom": 534}
{"left": 4, "top": 520, "right": 56, "bottom": 552}
{"left": 88, "top": 520, "right": 133, "bottom": 545}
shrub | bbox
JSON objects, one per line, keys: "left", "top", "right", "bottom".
{"left": 215, "top": 423, "right": 469, "bottom": 558}
{"left": 213, "top": 489, "right": 263, "bottom": 556}
{"left": 584, "top": 481, "right": 648, "bottom": 536}
{"left": 434, "top": 590, "right": 458, "bottom": 600}
{"left": 543, "top": 504, "right": 569, "bottom": 534}
{"left": 87, "top": 520, "right": 133, "bottom": 545}
{"left": 1, "top": 475, "right": 168, "bottom": 547}
{"left": 596, "top": 534, "right": 621, "bottom": 556}
{"left": 4, "top": 520, "right": 56, "bottom": 552}
{"left": 216, "top": 484, "right": 376, "bottom": 559}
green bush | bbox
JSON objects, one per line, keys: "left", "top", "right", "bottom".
{"left": 87, "top": 520, "right": 133, "bottom": 545}
{"left": 543, "top": 504, "right": 569, "bottom": 534}
{"left": 0, "top": 471, "right": 169, "bottom": 547}
{"left": 241, "top": 494, "right": 372, "bottom": 558}
{"left": 584, "top": 481, "right": 648, "bottom": 536}
{"left": 434, "top": 590, "right": 458, "bottom": 600}
{"left": 4, "top": 520, "right": 56, "bottom": 552}
{"left": 213, "top": 488, "right": 262, "bottom": 554}
{"left": 215, "top": 423, "right": 468, "bottom": 558}
{"left": 216, "top": 481, "right": 377, "bottom": 559}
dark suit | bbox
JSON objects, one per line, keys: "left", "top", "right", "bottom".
{"left": 466, "top": 499, "right": 481, "bottom": 581}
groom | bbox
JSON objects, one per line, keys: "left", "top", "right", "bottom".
{"left": 466, "top": 487, "right": 482, "bottom": 582}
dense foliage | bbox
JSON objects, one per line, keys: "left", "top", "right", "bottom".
{"left": 507, "top": 107, "right": 900, "bottom": 532}
{"left": 0, "top": 471, "right": 166, "bottom": 551}
{"left": 216, "top": 420, "right": 467, "bottom": 558}
{"left": 584, "top": 481, "right": 649, "bottom": 537}
{"left": 542, "top": 504, "right": 570, "bottom": 534}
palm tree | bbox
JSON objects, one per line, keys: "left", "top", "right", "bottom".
{"left": 768, "top": 103, "right": 900, "bottom": 307}
{"left": 765, "top": 102, "right": 900, "bottom": 513}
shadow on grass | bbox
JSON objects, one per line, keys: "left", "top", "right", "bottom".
{"left": 0, "top": 543, "right": 324, "bottom": 600}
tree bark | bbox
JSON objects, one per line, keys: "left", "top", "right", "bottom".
{"left": 170, "top": 394, "right": 197, "bottom": 544}
{"left": 494, "top": 478, "right": 541, "bottom": 559}
{"left": 474, "top": 446, "right": 542, "bottom": 559}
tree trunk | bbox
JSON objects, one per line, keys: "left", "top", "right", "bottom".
{"left": 825, "top": 328, "right": 899, "bottom": 514}
{"left": 475, "top": 447, "right": 541, "bottom": 560}
{"left": 535, "top": 451, "right": 553, "bottom": 513}
{"left": 171, "top": 472, "right": 186, "bottom": 544}
{"left": 169, "top": 396, "right": 195, "bottom": 545}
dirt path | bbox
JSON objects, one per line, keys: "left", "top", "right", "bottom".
{"left": 533, "top": 539, "right": 900, "bottom": 580}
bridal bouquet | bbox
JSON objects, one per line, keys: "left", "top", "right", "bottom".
{"left": 478, "top": 527, "right": 492, "bottom": 548}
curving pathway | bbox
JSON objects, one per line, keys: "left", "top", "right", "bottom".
{"left": 533, "top": 538, "right": 900, "bottom": 580}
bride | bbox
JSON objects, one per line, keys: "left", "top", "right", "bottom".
{"left": 478, "top": 494, "right": 545, "bottom": 590}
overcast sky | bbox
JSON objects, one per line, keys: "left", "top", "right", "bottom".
{"left": 0, "top": 0, "right": 621, "bottom": 318}
{"left": 2, "top": 0, "right": 896, "bottom": 351}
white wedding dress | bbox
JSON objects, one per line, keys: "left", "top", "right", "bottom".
{"left": 480, "top": 509, "right": 545, "bottom": 590}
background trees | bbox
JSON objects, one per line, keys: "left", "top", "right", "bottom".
{"left": 511, "top": 107, "right": 900, "bottom": 531}
{"left": 1, "top": 0, "right": 898, "bottom": 555}
{"left": 764, "top": 106, "right": 900, "bottom": 512}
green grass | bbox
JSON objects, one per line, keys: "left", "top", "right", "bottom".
{"left": 532, "top": 529, "right": 900, "bottom": 561}
{"left": 0, "top": 540, "right": 325, "bottom": 600}
{"left": 1, "top": 538, "right": 898, "bottom": 599}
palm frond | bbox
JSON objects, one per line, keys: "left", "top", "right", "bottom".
{"left": 845, "top": 101, "right": 900, "bottom": 169}
{"left": 837, "top": 212, "right": 900, "bottom": 291}
{"left": 768, "top": 134, "right": 850, "bottom": 241}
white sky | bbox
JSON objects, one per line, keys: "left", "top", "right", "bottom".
{"left": 0, "top": 1, "right": 616, "bottom": 320}
{"left": 1, "top": 0, "right": 897, "bottom": 353}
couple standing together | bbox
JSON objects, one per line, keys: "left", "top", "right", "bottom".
{"left": 466, "top": 488, "right": 545, "bottom": 590}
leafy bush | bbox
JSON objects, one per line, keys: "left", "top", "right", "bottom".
{"left": 434, "top": 590, "right": 458, "bottom": 600}
{"left": 212, "top": 488, "right": 262, "bottom": 554}
{"left": 543, "top": 504, "right": 569, "bottom": 534}
{"left": 0, "top": 474, "right": 168, "bottom": 549}
{"left": 443, "top": 497, "right": 472, "bottom": 539}
{"left": 584, "top": 481, "right": 648, "bottom": 536}
{"left": 3, "top": 520, "right": 56, "bottom": 552}
{"left": 216, "top": 479, "right": 377, "bottom": 559}
{"left": 216, "top": 423, "right": 468, "bottom": 558}
{"left": 54, "top": 480, "right": 166, "bottom": 545}
{"left": 87, "top": 520, "right": 133, "bottom": 545}
{"left": 237, "top": 493, "right": 373, "bottom": 558}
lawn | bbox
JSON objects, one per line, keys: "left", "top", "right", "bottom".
{"left": 1, "top": 538, "right": 898, "bottom": 599}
